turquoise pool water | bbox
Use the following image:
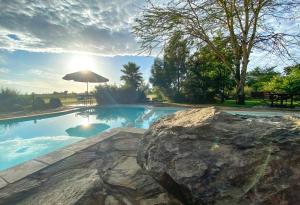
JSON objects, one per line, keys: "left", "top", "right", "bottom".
{"left": 0, "top": 105, "right": 184, "bottom": 171}
{"left": 226, "top": 110, "right": 300, "bottom": 118}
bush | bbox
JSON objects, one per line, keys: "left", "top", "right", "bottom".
{"left": 48, "top": 98, "right": 62, "bottom": 108}
{"left": 0, "top": 88, "right": 31, "bottom": 113}
{"left": 95, "top": 85, "right": 146, "bottom": 105}
{"left": 32, "top": 97, "right": 46, "bottom": 110}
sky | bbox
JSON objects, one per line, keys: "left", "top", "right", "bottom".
{"left": 0, "top": 0, "right": 299, "bottom": 93}
{"left": 0, "top": 0, "right": 154, "bottom": 93}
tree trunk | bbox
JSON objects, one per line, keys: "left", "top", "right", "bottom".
{"left": 236, "top": 53, "right": 249, "bottom": 105}
{"left": 234, "top": 61, "right": 245, "bottom": 105}
{"left": 177, "top": 66, "right": 180, "bottom": 94}
{"left": 236, "top": 82, "right": 245, "bottom": 105}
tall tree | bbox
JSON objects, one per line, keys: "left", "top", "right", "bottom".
{"left": 150, "top": 32, "right": 189, "bottom": 100}
{"left": 133, "top": 0, "right": 300, "bottom": 104}
{"left": 184, "top": 35, "right": 234, "bottom": 103}
{"left": 164, "top": 32, "right": 189, "bottom": 94}
{"left": 150, "top": 58, "right": 172, "bottom": 93}
{"left": 120, "top": 62, "right": 143, "bottom": 90}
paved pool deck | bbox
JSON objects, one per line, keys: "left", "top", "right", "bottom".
{"left": 0, "top": 127, "right": 180, "bottom": 205}
{"left": 0, "top": 107, "right": 84, "bottom": 122}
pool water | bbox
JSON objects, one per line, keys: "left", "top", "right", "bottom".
{"left": 0, "top": 105, "right": 184, "bottom": 171}
{"left": 226, "top": 110, "right": 300, "bottom": 118}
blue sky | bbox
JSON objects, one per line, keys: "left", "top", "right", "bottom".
{"left": 0, "top": 0, "right": 299, "bottom": 93}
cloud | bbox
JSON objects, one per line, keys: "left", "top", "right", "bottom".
{"left": 0, "top": 68, "right": 9, "bottom": 74}
{"left": 0, "top": 0, "right": 144, "bottom": 56}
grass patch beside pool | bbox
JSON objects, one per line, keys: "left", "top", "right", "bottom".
{"left": 216, "top": 99, "right": 267, "bottom": 108}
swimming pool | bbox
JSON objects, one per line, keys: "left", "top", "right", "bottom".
{"left": 0, "top": 105, "right": 184, "bottom": 171}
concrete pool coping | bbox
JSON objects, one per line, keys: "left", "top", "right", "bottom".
{"left": 0, "top": 107, "right": 84, "bottom": 122}
{"left": 0, "top": 127, "right": 147, "bottom": 189}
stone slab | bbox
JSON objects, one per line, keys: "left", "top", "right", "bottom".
{"left": 0, "top": 160, "right": 47, "bottom": 183}
{"left": 64, "top": 129, "right": 120, "bottom": 152}
{"left": 0, "top": 178, "right": 7, "bottom": 189}
{"left": 37, "top": 149, "right": 75, "bottom": 165}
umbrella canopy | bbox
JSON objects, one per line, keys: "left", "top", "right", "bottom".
{"left": 62, "top": 70, "right": 109, "bottom": 83}
{"left": 62, "top": 70, "right": 109, "bottom": 106}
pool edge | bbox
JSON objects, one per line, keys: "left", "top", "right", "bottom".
{"left": 0, "top": 107, "right": 84, "bottom": 123}
{"left": 0, "top": 127, "right": 147, "bottom": 189}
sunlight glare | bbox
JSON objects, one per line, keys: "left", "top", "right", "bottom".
{"left": 68, "top": 55, "right": 96, "bottom": 72}
{"left": 81, "top": 118, "right": 91, "bottom": 128}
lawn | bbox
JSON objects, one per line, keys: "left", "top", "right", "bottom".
{"left": 216, "top": 99, "right": 267, "bottom": 108}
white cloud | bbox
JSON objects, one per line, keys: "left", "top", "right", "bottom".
{"left": 0, "top": 0, "right": 144, "bottom": 56}
{"left": 0, "top": 68, "right": 9, "bottom": 74}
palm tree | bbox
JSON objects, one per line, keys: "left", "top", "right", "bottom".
{"left": 120, "top": 62, "right": 143, "bottom": 90}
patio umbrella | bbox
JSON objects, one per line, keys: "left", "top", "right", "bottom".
{"left": 62, "top": 70, "right": 109, "bottom": 105}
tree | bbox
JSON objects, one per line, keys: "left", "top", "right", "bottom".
{"left": 149, "top": 32, "right": 189, "bottom": 101}
{"left": 184, "top": 35, "right": 234, "bottom": 103}
{"left": 149, "top": 58, "right": 172, "bottom": 94}
{"left": 133, "top": 0, "right": 300, "bottom": 104}
{"left": 164, "top": 32, "right": 189, "bottom": 94}
{"left": 263, "top": 68, "right": 300, "bottom": 95}
{"left": 283, "top": 69, "right": 300, "bottom": 95}
{"left": 120, "top": 62, "right": 143, "bottom": 90}
{"left": 284, "top": 64, "right": 300, "bottom": 75}
{"left": 247, "top": 67, "right": 280, "bottom": 92}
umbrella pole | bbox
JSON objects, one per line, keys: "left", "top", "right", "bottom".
{"left": 86, "top": 82, "right": 89, "bottom": 107}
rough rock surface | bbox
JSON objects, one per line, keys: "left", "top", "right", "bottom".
{"left": 137, "top": 107, "right": 300, "bottom": 205}
{"left": 0, "top": 131, "right": 181, "bottom": 205}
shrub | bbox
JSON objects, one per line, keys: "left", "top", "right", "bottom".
{"left": 32, "top": 97, "right": 46, "bottom": 110}
{"left": 0, "top": 88, "right": 31, "bottom": 113}
{"left": 95, "top": 85, "right": 146, "bottom": 105}
{"left": 48, "top": 98, "right": 62, "bottom": 108}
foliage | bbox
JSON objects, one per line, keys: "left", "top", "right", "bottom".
{"left": 183, "top": 35, "right": 234, "bottom": 103}
{"left": 94, "top": 61, "right": 148, "bottom": 105}
{"left": 120, "top": 62, "right": 143, "bottom": 90}
{"left": 48, "top": 98, "right": 62, "bottom": 108}
{"left": 150, "top": 32, "right": 189, "bottom": 100}
{"left": 247, "top": 67, "right": 280, "bottom": 92}
{"left": 150, "top": 87, "right": 168, "bottom": 101}
{"left": 263, "top": 67, "right": 300, "bottom": 95}
{"left": 95, "top": 84, "right": 147, "bottom": 105}
{"left": 0, "top": 88, "right": 31, "bottom": 112}
{"left": 133, "top": 0, "right": 300, "bottom": 104}
{"left": 149, "top": 58, "right": 172, "bottom": 97}
{"left": 284, "top": 64, "right": 300, "bottom": 75}
{"left": 32, "top": 97, "right": 46, "bottom": 110}
{"left": 164, "top": 31, "right": 189, "bottom": 94}
{"left": 150, "top": 34, "right": 234, "bottom": 103}
{"left": 283, "top": 69, "right": 300, "bottom": 94}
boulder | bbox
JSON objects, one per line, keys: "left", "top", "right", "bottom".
{"left": 137, "top": 107, "right": 300, "bottom": 205}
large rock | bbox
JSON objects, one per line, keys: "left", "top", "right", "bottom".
{"left": 137, "top": 107, "right": 300, "bottom": 205}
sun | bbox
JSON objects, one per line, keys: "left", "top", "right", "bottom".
{"left": 67, "top": 55, "right": 96, "bottom": 72}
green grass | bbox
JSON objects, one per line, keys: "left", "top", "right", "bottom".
{"left": 216, "top": 99, "right": 267, "bottom": 108}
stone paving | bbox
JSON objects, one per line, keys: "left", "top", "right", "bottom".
{"left": 0, "top": 128, "right": 181, "bottom": 205}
